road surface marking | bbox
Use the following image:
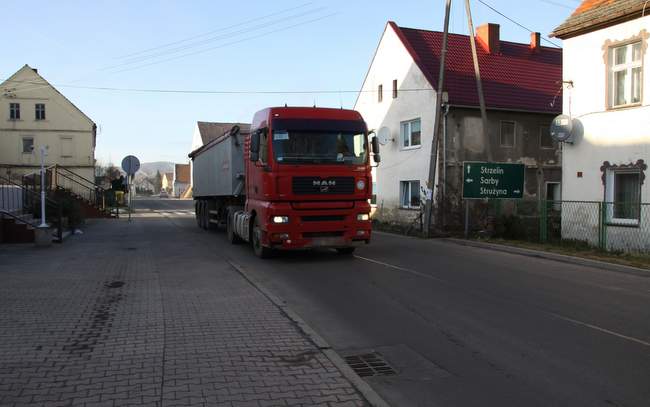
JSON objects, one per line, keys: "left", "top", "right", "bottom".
{"left": 355, "top": 255, "right": 650, "bottom": 349}
{"left": 354, "top": 255, "right": 446, "bottom": 283}
{"left": 548, "top": 313, "right": 650, "bottom": 348}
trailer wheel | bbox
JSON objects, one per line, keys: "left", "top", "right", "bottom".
{"left": 195, "top": 201, "right": 202, "bottom": 228}
{"left": 336, "top": 247, "right": 355, "bottom": 255}
{"left": 252, "top": 217, "right": 272, "bottom": 259}
{"left": 226, "top": 210, "right": 243, "bottom": 244}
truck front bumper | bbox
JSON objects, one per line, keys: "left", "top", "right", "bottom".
{"left": 263, "top": 201, "right": 372, "bottom": 250}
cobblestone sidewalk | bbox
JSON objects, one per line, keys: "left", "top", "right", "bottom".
{"left": 0, "top": 217, "right": 367, "bottom": 407}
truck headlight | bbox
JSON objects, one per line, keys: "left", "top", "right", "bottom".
{"left": 357, "top": 213, "right": 370, "bottom": 221}
{"left": 272, "top": 216, "right": 289, "bottom": 224}
{"left": 356, "top": 179, "right": 366, "bottom": 190}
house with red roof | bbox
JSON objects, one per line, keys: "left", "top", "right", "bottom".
{"left": 355, "top": 21, "right": 562, "bottom": 229}
{"left": 550, "top": 0, "right": 650, "bottom": 252}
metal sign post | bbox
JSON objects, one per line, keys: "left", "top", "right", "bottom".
{"left": 121, "top": 155, "right": 140, "bottom": 223}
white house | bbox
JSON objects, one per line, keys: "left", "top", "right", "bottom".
{"left": 551, "top": 0, "right": 650, "bottom": 252}
{"left": 0, "top": 65, "right": 96, "bottom": 184}
{"left": 355, "top": 22, "right": 562, "bottom": 229}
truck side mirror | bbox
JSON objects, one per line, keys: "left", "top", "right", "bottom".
{"left": 250, "top": 131, "right": 260, "bottom": 161}
{"left": 371, "top": 135, "right": 381, "bottom": 163}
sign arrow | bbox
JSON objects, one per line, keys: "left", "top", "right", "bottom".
{"left": 466, "top": 178, "right": 474, "bottom": 183}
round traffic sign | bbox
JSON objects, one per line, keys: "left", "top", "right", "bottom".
{"left": 121, "top": 155, "right": 140, "bottom": 175}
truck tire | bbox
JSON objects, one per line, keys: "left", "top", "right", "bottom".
{"left": 336, "top": 247, "right": 355, "bottom": 255}
{"left": 252, "top": 217, "right": 273, "bottom": 259}
{"left": 227, "top": 210, "right": 243, "bottom": 244}
{"left": 201, "top": 201, "right": 209, "bottom": 230}
{"left": 195, "top": 201, "right": 202, "bottom": 228}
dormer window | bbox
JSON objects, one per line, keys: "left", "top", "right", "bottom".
{"left": 609, "top": 42, "right": 642, "bottom": 108}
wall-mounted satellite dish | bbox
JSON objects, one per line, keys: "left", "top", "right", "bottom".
{"left": 550, "top": 114, "right": 574, "bottom": 143}
{"left": 377, "top": 126, "right": 391, "bottom": 145}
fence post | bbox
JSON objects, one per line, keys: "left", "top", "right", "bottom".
{"left": 598, "top": 201, "right": 607, "bottom": 251}
{"left": 539, "top": 199, "right": 548, "bottom": 243}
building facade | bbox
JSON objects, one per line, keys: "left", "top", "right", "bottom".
{"left": 551, "top": 0, "right": 650, "bottom": 251}
{"left": 173, "top": 163, "right": 190, "bottom": 197}
{"left": 355, "top": 22, "right": 562, "bottom": 230}
{"left": 0, "top": 65, "right": 96, "bottom": 184}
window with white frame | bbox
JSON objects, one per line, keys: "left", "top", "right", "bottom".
{"left": 605, "top": 169, "right": 641, "bottom": 225}
{"left": 609, "top": 41, "right": 642, "bottom": 108}
{"left": 400, "top": 180, "right": 420, "bottom": 208}
{"left": 60, "top": 136, "right": 73, "bottom": 158}
{"left": 400, "top": 118, "right": 421, "bottom": 148}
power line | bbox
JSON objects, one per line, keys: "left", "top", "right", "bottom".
{"left": 537, "top": 0, "right": 574, "bottom": 10}
{"left": 107, "top": 12, "right": 339, "bottom": 75}
{"left": 112, "top": 7, "right": 328, "bottom": 68}
{"left": 476, "top": 0, "right": 562, "bottom": 48}
{"left": 116, "top": 2, "right": 314, "bottom": 59}
{"left": 2, "top": 79, "right": 435, "bottom": 95}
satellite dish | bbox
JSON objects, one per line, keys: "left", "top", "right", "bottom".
{"left": 550, "top": 114, "right": 574, "bottom": 143}
{"left": 377, "top": 126, "right": 391, "bottom": 145}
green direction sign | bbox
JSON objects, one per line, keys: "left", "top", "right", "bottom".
{"left": 462, "top": 162, "right": 525, "bottom": 199}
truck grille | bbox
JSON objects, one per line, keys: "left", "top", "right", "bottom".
{"left": 292, "top": 177, "right": 355, "bottom": 195}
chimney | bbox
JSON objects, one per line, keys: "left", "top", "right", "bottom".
{"left": 476, "top": 23, "right": 500, "bottom": 54}
{"left": 530, "top": 32, "right": 541, "bottom": 51}
{"left": 32, "top": 68, "right": 38, "bottom": 73}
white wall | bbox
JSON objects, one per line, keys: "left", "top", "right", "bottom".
{"left": 561, "top": 15, "right": 650, "bottom": 251}
{"left": 354, "top": 24, "right": 437, "bottom": 224}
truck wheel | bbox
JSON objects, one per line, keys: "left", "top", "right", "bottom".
{"left": 227, "top": 210, "right": 243, "bottom": 244}
{"left": 202, "top": 202, "right": 209, "bottom": 230}
{"left": 252, "top": 217, "right": 272, "bottom": 259}
{"left": 195, "top": 201, "right": 202, "bottom": 228}
{"left": 336, "top": 247, "right": 355, "bottom": 255}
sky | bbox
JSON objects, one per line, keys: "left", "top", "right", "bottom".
{"left": 2, "top": 0, "right": 580, "bottom": 165}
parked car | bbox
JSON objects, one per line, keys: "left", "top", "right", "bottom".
{"left": 159, "top": 191, "right": 169, "bottom": 198}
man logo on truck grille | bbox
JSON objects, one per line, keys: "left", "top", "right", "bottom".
{"left": 313, "top": 179, "right": 336, "bottom": 193}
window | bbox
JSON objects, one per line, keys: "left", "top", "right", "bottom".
{"left": 392, "top": 79, "right": 398, "bottom": 99}
{"left": 400, "top": 118, "right": 421, "bottom": 148}
{"left": 22, "top": 137, "right": 34, "bottom": 154}
{"left": 539, "top": 125, "right": 553, "bottom": 148}
{"left": 500, "top": 121, "right": 515, "bottom": 147}
{"left": 546, "top": 182, "right": 561, "bottom": 211}
{"left": 370, "top": 181, "right": 377, "bottom": 205}
{"left": 378, "top": 84, "right": 383, "bottom": 103}
{"left": 609, "top": 42, "right": 642, "bottom": 107}
{"left": 9, "top": 103, "right": 20, "bottom": 120}
{"left": 605, "top": 170, "right": 641, "bottom": 225}
{"left": 259, "top": 129, "right": 268, "bottom": 163}
{"left": 35, "top": 103, "right": 45, "bottom": 120}
{"left": 400, "top": 180, "right": 420, "bottom": 209}
{"left": 61, "top": 136, "right": 73, "bottom": 158}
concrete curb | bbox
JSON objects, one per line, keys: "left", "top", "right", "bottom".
{"left": 445, "top": 238, "right": 650, "bottom": 278}
{"left": 227, "top": 259, "right": 391, "bottom": 407}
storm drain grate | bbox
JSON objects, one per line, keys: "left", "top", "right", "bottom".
{"left": 344, "top": 353, "right": 397, "bottom": 377}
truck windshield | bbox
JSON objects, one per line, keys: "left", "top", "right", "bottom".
{"left": 272, "top": 130, "right": 367, "bottom": 165}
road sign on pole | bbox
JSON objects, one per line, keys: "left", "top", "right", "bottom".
{"left": 121, "top": 155, "right": 140, "bottom": 175}
{"left": 462, "top": 162, "right": 525, "bottom": 199}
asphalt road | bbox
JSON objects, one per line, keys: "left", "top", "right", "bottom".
{"left": 135, "top": 197, "right": 650, "bottom": 407}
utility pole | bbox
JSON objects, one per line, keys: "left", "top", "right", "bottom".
{"left": 465, "top": 0, "right": 492, "bottom": 161}
{"left": 423, "top": 0, "right": 452, "bottom": 238}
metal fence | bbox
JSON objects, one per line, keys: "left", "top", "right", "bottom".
{"left": 468, "top": 199, "right": 650, "bottom": 254}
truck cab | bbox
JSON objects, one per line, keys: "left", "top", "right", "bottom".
{"left": 241, "top": 107, "right": 379, "bottom": 257}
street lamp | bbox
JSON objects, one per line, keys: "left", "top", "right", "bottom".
{"left": 39, "top": 145, "right": 48, "bottom": 228}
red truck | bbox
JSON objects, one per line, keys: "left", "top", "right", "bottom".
{"left": 189, "top": 106, "right": 380, "bottom": 258}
